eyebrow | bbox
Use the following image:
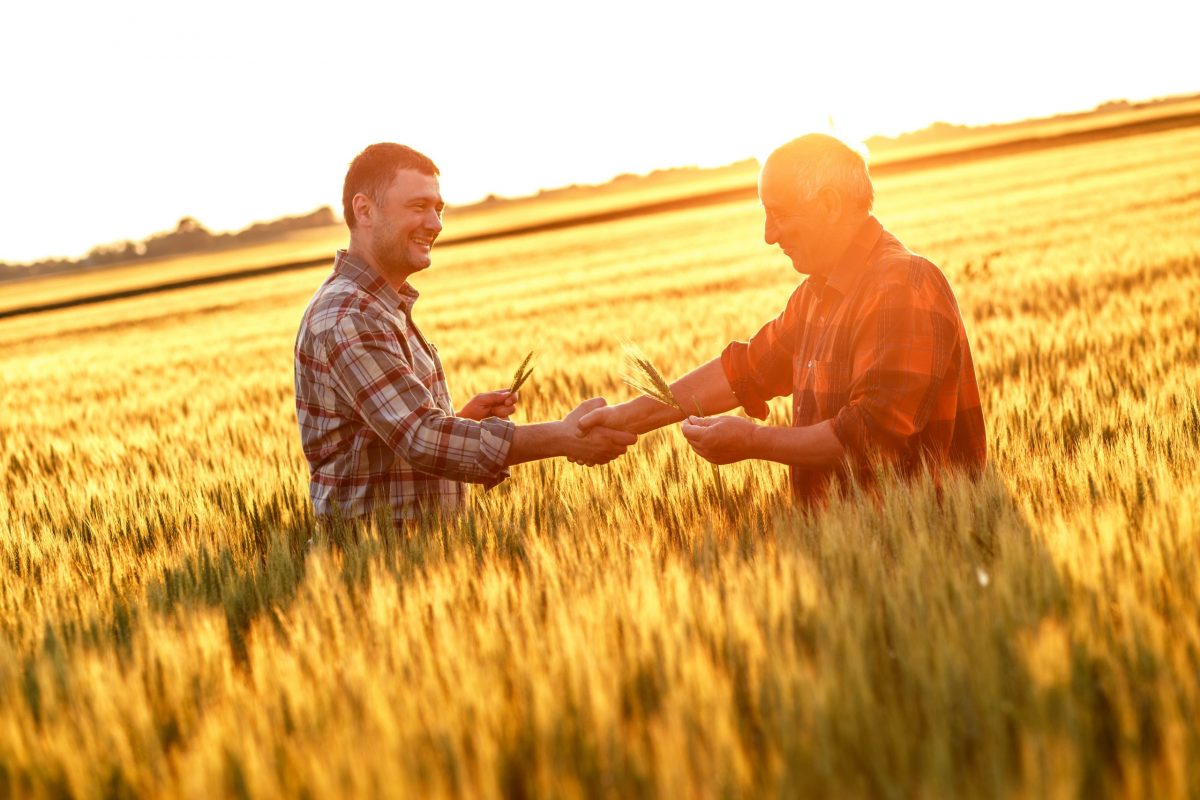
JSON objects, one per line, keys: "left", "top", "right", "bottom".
{"left": 408, "top": 195, "right": 445, "bottom": 208}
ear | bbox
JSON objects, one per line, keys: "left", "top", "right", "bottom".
{"left": 351, "top": 192, "right": 374, "bottom": 228}
{"left": 815, "top": 185, "right": 843, "bottom": 222}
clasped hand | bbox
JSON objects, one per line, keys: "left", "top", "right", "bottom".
{"left": 563, "top": 398, "right": 637, "bottom": 466}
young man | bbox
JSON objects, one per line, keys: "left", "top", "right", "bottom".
{"left": 294, "top": 143, "right": 634, "bottom": 527}
{"left": 581, "top": 134, "right": 986, "bottom": 504}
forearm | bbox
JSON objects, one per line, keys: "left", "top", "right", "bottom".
{"left": 749, "top": 419, "right": 845, "bottom": 468}
{"left": 504, "top": 422, "right": 569, "bottom": 466}
{"left": 619, "top": 357, "right": 740, "bottom": 434}
{"left": 398, "top": 413, "right": 515, "bottom": 482}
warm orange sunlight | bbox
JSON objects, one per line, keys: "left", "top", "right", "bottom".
{"left": 6, "top": 1, "right": 1200, "bottom": 796}
{"left": 1, "top": 1, "right": 1195, "bottom": 263}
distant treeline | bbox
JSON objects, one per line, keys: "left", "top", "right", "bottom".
{"left": 0, "top": 206, "right": 337, "bottom": 282}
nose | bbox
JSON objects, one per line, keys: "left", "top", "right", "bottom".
{"left": 764, "top": 215, "right": 778, "bottom": 246}
{"left": 427, "top": 208, "right": 443, "bottom": 235}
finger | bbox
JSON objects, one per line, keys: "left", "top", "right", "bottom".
{"left": 579, "top": 396, "right": 606, "bottom": 411}
{"left": 594, "top": 428, "right": 636, "bottom": 446}
{"left": 576, "top": 407, "right": 609, "bottom": 433}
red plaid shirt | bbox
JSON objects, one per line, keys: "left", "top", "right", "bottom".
{"left": 722, "top": 216, "right": 986, "bottom": 503}
{"left": 294, "top": 251, "right": 514, "bottom": 525}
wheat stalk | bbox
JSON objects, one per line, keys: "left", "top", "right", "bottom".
{"left": 509, "top": 351, "right": 535, "bottom": 393}
{"left": 621, "top": 342, "right": 686, "bottom": 412}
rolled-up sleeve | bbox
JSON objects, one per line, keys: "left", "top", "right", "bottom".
{"left": 830, "top": 278, "right": 956, "bottom": 463}
{"left": 721, "top": 286, "right": 807, "bottom": 419}
{"left": 325, "top": 314, "right": 515, "bottom": 486}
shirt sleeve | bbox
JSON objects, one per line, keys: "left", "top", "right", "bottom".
{"left": 829, "top": 274, "right": 958, "bottom": 463}
{"left": 324, "top": 312, "right": 515, "bottom": 487}
{"left": 720, "top": 285, "right": 807, "bottom": 419}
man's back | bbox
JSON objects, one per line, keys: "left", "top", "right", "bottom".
{"left": 826, "top": 230, "right": 987, "bottom": 478}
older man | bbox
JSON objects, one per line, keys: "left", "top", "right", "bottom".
{"left": 295, "top": 143, "right": 634, "bottom": 526}
{"left": 581, "top": 134, "right": 986, "bottom": 503}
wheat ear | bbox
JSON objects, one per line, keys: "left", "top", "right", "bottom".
{"left": 509, "top": 351, "right": 535, "bottom": 393}
{"left": 621, "top": 343, "right": 684, "bottom": 412}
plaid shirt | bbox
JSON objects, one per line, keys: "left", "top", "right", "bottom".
{"left": 294, "top": 251, "right": 514, "bottom": 524}
{"left": 722, "top": 216, "right": 986, "bottom": 503}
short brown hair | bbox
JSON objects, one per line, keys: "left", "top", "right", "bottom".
{"left": 342, "top": 144, "right": 439, "bottom": 229}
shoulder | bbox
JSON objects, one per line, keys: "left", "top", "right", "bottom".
{"left": 301, "top": 274, "right": 390, "bottom": 340}
{"left": 868, "top": 231, "right": 957, "bottom": 302}
{"left": 783, "top": 276, "right": 821, "bottom": 314}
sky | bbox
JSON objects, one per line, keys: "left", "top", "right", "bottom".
{"left": 1, "top": 0, "right": 1197, "bottom": 264}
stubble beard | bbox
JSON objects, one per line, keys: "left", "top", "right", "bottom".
{"left": 373, "top": 222, "right": 429, "bottom": 281}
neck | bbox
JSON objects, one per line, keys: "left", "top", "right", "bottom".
{"left": 347, "top": 235, "right": 412, "bottom": 291}
{"left": 818, "top": 214, "right": 869, "bottom": 275}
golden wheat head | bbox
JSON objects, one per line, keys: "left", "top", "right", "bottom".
{"left": 621, "top": 342, "right": 683, "bottom": 411}
{"left": 509, "top": 351, "right": 535, "bottom": 393}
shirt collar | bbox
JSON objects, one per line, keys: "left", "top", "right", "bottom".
{"left": 333, "top": 249, "right": 419, "bottom": 314}
{"left": 823, "top": 215, "right": 884, "bottom": 297}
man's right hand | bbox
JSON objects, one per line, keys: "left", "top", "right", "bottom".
{"left": 562, "top": 398, "right": 636, "bottom": 466}
{"left": 577, "top": 358, "right": 740, "bottom": 437}
{"left": 576, "top": 402, "right": 627, "bottom": 435}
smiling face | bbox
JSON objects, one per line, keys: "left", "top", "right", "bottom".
{"left": 363, "top": 168, "right": 445, "bottom": 282}
{"left": 758, "top": 157, "right": 837, "bottom": 277}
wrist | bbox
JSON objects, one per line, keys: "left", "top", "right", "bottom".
{"left": 552, "top": 420, "right": 576, "bottom": 456}
{"left": 607, "top": 402, "right": 632, "bottom": 432}
{"left": 626, "top": 396, "right": 681, "bottom": 434}
{"left": 747, "top": 421, "right": 769, "bottom": 460}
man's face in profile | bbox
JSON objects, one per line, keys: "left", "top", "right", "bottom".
{"left": 370, "top": 169, "right": 445, "bottom": 277}
{"left": 759, "top": 162, "right": 830, "bottom": 276}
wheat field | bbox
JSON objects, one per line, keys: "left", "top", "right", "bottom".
{"left": 2, "top": 126, "right": 1199, "bottom": 798}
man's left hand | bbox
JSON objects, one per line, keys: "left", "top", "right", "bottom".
{"left": 680, "top": 415, "right": 759, "bottom": 465}
{"left": 458, "top": 390, "right": 518, "bottom": 421}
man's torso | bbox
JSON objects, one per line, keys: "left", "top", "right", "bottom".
{"left": 294, "top": 253, "right": 467, "bottom": 524}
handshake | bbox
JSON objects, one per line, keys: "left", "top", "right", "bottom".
{"left": 460, "top": 392, "right": 636, "bottom": 468}
{"left": 563, "top": 397, "right": 636, "bottom": 467}
{"left": 568, "top": 396, "right": 750, "bottom": 467}
{"left": 462, "top": 387, "right": 754, "bottom": 469}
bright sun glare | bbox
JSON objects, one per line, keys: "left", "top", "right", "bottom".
{"left": 0, "top": 0, "right": 1196, "bottom": 262}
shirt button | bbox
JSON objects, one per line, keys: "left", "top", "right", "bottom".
{"left": 807, "top": 361, "right": 814, "bottom": 368}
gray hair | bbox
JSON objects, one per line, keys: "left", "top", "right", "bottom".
{"left": 766, "top": 134, "right": 874, "bottom": 212}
